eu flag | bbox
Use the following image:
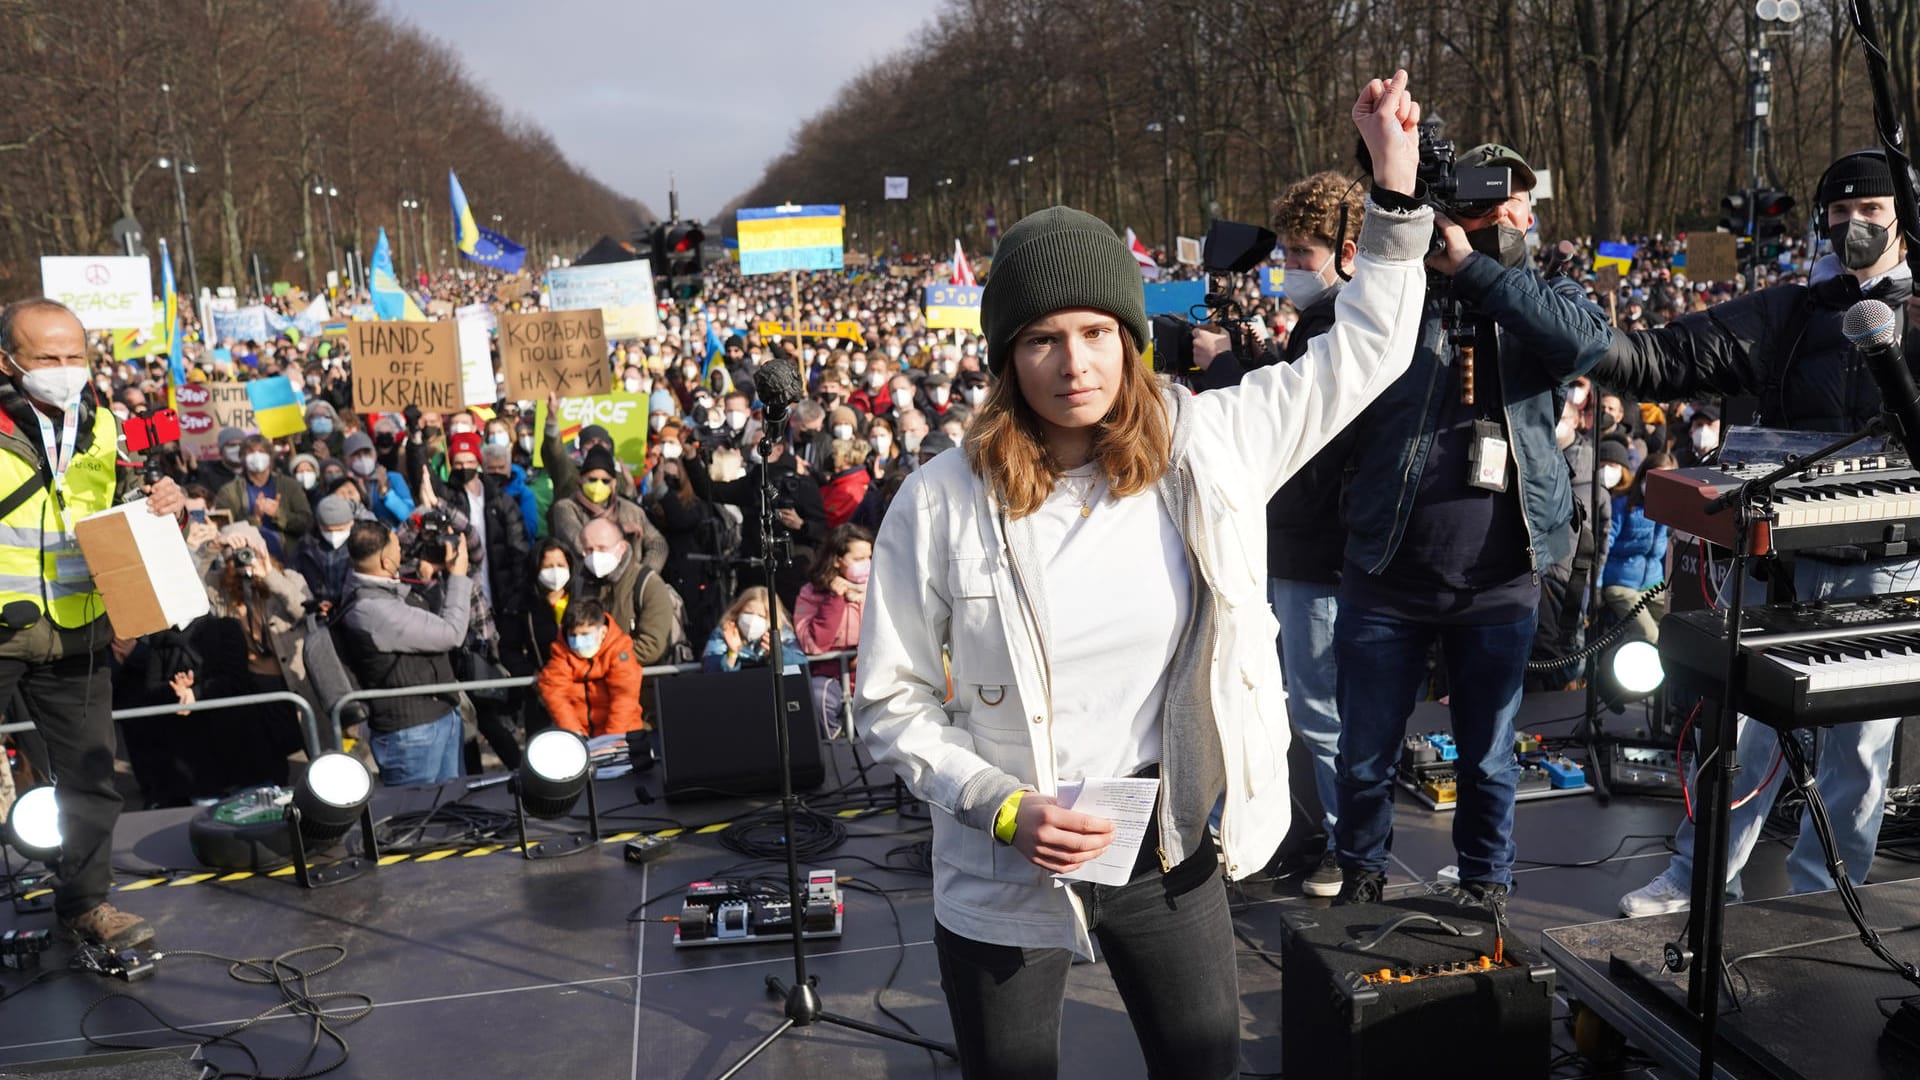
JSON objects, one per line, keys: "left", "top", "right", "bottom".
{"left": 449, "top": 170, "right": 528, "bottom": 274}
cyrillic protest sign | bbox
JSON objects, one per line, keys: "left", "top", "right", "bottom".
{"left": 40, "top": 256, "right": 153, "bottom": 330}
{"left": 499, "top": 310, "right": 610, "bottom": 399}
{"left": 923, "top": 284, "right": 983, "bottom": 332}
{"left": 349, "top": 321, "right": 461, "bottom": 413}
{"left": 532, "top": 392, "right": 650, "bottom": 468}
{"left": 545, "top": 262, "right": 660, "bottom": 339}
{"left": 174, "top": 381, "right": 253, "bottom": 457}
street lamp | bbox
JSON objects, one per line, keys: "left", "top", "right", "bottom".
{"left": 313, "top": 180, "right": 341, "bottom": 291}
{"left": 399, "top": 197, "right": 421, "bottom": 279}
{"left": 1008, "top": 155, "right": 1034, "bottom": 219}
{"left": 157, "top": 81, "right": 201, "bottom": 302}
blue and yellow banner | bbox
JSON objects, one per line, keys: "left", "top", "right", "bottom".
{"left": 449, "top": 170, "right": 527, "bottom": 274}
{"left": 246, "top": 375, "right": 306, "bottom": 439}
{"left": 1593, "top": 241, "right": 1636, "bottom": 274}
{"left": 923, "top": 284, "right": 983, "bottom": 332}
{"left": 1258, "top": 267, "right": 1286, "bottom": 297}
{"left": 736, "top": 204, "right": 844, "bottom": 276}
{"left": 370, "top": 227, "right": 427, "bottom": 321}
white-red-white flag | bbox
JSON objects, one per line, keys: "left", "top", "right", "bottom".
{"left": 950, "top": 239, "right": 978, "bottom": 286}
{"left": 1125, "top": 228, "right": 1160, "bottom": 280}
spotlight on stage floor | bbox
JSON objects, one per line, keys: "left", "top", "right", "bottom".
{"left": 5, "top": 785, "right": 60, "bottom": 913}
{"left": 287, "top": 752, "right": 379, "bottom": 889}
{"left": 1600, "top": 639, "right": 1665, "bottom": 712}
{"left": 512, "top": 729, "right": 601, "bottom": 859}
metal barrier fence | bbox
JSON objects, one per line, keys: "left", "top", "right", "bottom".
{"left": 0, "top": 649, "right": 862, "bottom": 761}
{"left": 0, "top": 691, "right": 325, "bottom": 760}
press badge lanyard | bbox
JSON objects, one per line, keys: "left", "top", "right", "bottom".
{"left": 31, "top": 397, "right": 81, "bottom": 536}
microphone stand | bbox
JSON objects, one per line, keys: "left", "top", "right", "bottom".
{"left": 714, "top": 433, "right": 956, "bottom": 1078}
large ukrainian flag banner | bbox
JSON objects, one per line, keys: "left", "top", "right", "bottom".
{"left": 246, "top": 375, "right": 307, "bottom": 439}
{"left": 736, "top": 204, "right": 845, "bottom": 276}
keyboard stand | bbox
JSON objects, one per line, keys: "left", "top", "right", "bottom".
{"left": 1675, "top": 418, "right": 1885, "bottom": 1080}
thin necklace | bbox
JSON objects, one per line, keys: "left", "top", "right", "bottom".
{"left": 1062, "top": 470, "right": 1099, "bottom": 517}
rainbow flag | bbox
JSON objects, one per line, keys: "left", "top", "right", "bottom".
{"left": 247, "top": 375, "right": 307, "bottom": 439}
{"left": 1593, "top": 241, "right": 1636, "bottom": 274}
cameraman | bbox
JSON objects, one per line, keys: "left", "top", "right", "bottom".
{"left": 1332, "top": 144, "right": 1612, "bottom": 911}
{"left": 690, "top": 439, "right": 826, "bottom": 612}
{"left": 336, "top": 520, "right": 472, "bottom": 785}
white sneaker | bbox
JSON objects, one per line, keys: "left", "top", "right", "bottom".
{"left": 1619, "top": 872, "right": 1691, "bottom": 918}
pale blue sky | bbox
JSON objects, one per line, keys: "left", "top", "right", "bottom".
{"left": 385, "top": 0, "right": 944, "bottom": 220}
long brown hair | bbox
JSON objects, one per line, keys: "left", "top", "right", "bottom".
{"left": 807, "top": 523, "right": 873, "bottom": 592}
{"left": 964, "top": 332, "right": 1170, "bottom": 519}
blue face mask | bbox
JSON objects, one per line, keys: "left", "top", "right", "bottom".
{"left": 310, "top": 416, "right": 334, "bottom": 437}
{"left": 567, "top": 632, "right": 604, "bottom": 659}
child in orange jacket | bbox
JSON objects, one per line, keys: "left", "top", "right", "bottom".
{"left": 537, "top": 598, "right": 644, "bottom": 737}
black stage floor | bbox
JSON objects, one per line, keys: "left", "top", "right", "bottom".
{"left": 1, "top": 690, "right": 1914, "bottom": 1079}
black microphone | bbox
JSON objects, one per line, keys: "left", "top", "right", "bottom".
{"left": 751, "top": 357, "right": 805, "bottom": 456}
{"left": 1844, "top": 298, "right": 1920, "bottom": 458}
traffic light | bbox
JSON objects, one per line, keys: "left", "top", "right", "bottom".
{"left": 1719, "top": 191, "right": 1754, "bottom": 266}
{"left": 1753, "top": 189, "right": 1795, "bottom": 262}
{"left": 645, "top": 222, "right": 669, "bottom": 279}
{"left": 665, "top": 222, "right": 704, "bottom": 299}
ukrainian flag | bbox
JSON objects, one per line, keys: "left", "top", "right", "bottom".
{"left": 1593, "top": 241, "right": 1637, "bottom": 274}
{"left": 160, "top": 237, "right": 184, "bottom": 392}
{"left": 370, "top": 227, "right": 427, "bottom": 321}
{"left": 736, "top": 204, "right": 844, "bottom": 276}
{"left": 247, "top": 375, "right": 307, "bottom": 439}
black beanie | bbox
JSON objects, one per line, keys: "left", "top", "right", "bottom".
{"left": 1819, "top": 150, "right": 1895, "bottom": 207}
{"left": 979, "top": 206, "right": 1150, "bottom": 376}
{"left": 581, "top": 445, "right": 618, "bottom": 477}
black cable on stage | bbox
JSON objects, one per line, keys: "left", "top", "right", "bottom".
{"left": 718, "top": 802, "right": 847, "bottom": 862}
{"left": 1512, "top": 833, "right": 1674, "bottom": 869}
{"left": 1525, "top": 582, "right": 1668, "bottom": 672}
{"left": 78, "top": 943, "right": 370, "bottom": 1080}
{"left": 839, "top": 875, "right": 935, "bottom": 1061}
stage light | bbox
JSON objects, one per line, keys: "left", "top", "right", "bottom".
{"left": 5, "top": 786, "right": 61, "bottom": 865}
{"left": 512, "top": 730, "right": 601, "bottom": 859}
{"left": 1598, "top": 639, "right": 1665, "bottom": 714}
{"left": 285, "top": 752, "right": 380, "bottom": 889}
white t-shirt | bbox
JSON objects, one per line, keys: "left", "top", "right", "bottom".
{"left": 1028, "top": 464, "right": 1191, "bottom": 783}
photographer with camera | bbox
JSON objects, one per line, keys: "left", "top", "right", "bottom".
{"left": 1330, "top": 142, "right": 1612, "bottom": 914}
{"left": 690, "top": 436, "right": 828, "bottom": 612}
{"left": 336, "top": 520, "right": 473, "bottom": 785}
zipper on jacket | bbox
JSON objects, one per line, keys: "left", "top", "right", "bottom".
{"left": 1374, "top": 322, "right": 1445, "bottom": 575}
{"left": 1497, "top": 367, "right": 1543, "bottom": 584}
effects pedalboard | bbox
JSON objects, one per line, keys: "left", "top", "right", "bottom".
{"left": 1395, "top": 732, "right": 1592, "bottom": 811}
{"left": 673, "top": 868, "right": 844, "bottom": 948}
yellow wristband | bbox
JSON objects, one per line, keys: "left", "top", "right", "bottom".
{"left": 992, "top": 789, "right": 1026, "bottom": 845}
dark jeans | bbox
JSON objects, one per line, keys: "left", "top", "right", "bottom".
{"left": 3, "top": 650, "right": 118, "bottom": 920}
{"left": 933, "top": 832, "right": 1239, "bottom": 1080}
{"left": 1334, "top": 607, "right": 1536, "bottom": 886}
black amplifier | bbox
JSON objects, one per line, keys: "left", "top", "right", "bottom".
{"left": 1280, "top": 895, "right": 1555, "bottom": 1080}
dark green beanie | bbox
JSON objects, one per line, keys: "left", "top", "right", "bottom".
{"left": 980, "top": 206, "right": 1150, "bottom": 376}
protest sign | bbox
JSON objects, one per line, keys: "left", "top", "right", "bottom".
{"left": 1143, "top": 280, "right": 1206, "bottom": 317}
{"left": 545, "top": 262, "right": 660, "bottom": 339}
{"left": 349, "top": 321, "right": 461, "bottom": 413}
{"left": 454, "top": 304, "right": 499, "bottom": 407}
{"left": 174, "top": 381, "right": 253, "bottom": 457}
{"left": 924, "top": 284, "right": 983, "bottom": 332}
{"left": 532, "top": 392, "right": 650, "bottom": 468}
{"left": 736, "top": 204, "right": 845, "bottom": 275}
{"left": 884, "top": 176, "right": 909, "bottom": 200}
{"left": 1176, "top": 237, "right": 1202, "bottom": 267}
{"left": 1258, "top": 267, "right": 1286, "bottom": 297}
{"left": 499, "top": 310, "right": 610, "bottom": 399}
{"left": 40, "top": 256, "right": 153, "bottom": 330}
{"left": 494, "top": 272, "right": 532, "bottom": 304}
{"left": 1685, "top": 233, "right": 1740, "bottom": 285}
{"left": 754, "top": 320, "right": 867, "bottom": 347}
{"left": 1594, "top": 265, "right": 1621, "bottom": 295}
{"left": 211, "top": 305, "right": 271, "bottom": 343}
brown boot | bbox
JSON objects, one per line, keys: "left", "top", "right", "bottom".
{"left": 62, "top": 902, "right": 154, "bottom": 949}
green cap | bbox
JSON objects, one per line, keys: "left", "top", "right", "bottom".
{"left": 1459, "top": 143, "right": 1538, "bottom": 193}
{"left": 980, "top": 207, "right": 1150, "bottom": 376}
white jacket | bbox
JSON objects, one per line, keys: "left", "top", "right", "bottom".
{"left": 854, "top": 199, "right": 1432, "bottom": 955}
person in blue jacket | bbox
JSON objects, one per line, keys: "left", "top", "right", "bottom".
{"left": 1601, "top": 450, "right": 1672, "bottom": 643}
{"left": 482, "top": 442, "right": 540, "bottom": 544}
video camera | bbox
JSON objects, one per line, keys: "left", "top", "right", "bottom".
{"left": 407, "top": 507, "right": 457, "bottom": 564}
{"left": 1149, "top": 217, "right": 1279, "bottom": 378}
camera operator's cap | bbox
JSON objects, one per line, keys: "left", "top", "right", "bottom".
{"left": 1459, "top": 144, "right": 1538, "bottom": 193}
{"left": 316, "top": 496, "right": 355, "bottom": 528}
{"left": 342, "top": 432, "right": 374, "bottom": 458}
{"left": 980, "top": 206, "right": 1150, "bottom": 376}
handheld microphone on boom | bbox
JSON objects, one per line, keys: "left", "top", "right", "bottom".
{"left": 1844, "top": 298, "right": 1920, "bottom": 457}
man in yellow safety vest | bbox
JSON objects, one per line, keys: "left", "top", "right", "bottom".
{"left": 0, "top": 298, "right": 182, "bottom": 949}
